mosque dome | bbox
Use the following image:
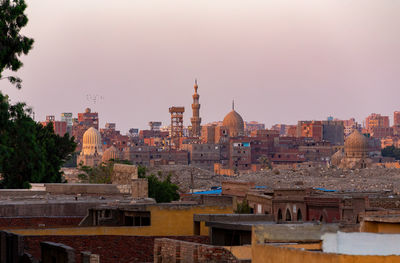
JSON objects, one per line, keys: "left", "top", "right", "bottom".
{"left": 223, "top": 103, "right": 244, "bottom": 137}
{"left": 102, "top": 146, "right": 120, "bottom": 163}
{"left": 344, "top": 130, "right": 368, "bottom": 158}
{"left": 82, "top": 127, "right": 103, "bottom": 156}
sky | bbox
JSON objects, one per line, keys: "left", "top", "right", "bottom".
{"left": 1, "top": 0, "right": 399, "bottom": 133}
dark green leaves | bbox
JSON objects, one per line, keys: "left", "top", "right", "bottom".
{"left": 0, "top": 0, "right": 34, "bottom": 88}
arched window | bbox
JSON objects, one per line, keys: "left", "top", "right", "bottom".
{"left": 297, "top": 209, "right": 303, "bottom": 221}
{"left": 277, "top": 209, "right": 282, "bottom": 221}
{"left": 285, "top": 208, "right": 292, "bottom": 221}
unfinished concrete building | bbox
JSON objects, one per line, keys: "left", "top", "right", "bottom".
{"left": 169, "top": 106, "right": 185, "bottom": 149}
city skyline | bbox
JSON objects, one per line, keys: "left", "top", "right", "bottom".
{"left": 0, "top": 0, "right": 399, "bottom": 132}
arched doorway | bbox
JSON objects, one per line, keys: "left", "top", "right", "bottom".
{"left": 285, "top": 208, "right": 292, "bottom": 221}
{"left": 277, "top": 209, "right": 282, "bottom": 221}
{"left": 319, "top": 215, "right": 324, "bottom": 222}
{"left": 297, "top": 209, "right": 303, "bottom": 221}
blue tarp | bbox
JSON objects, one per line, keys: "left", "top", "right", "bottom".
{"left": 314, "top": 187, "right": 337, "bottom": 192}
{"left": 192, "top": 189, "right": 222, "bottom": 195}
{"left": 255, "top": 186, "right": 267, "bottom": 189}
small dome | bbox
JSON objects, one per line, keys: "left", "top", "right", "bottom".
{"left": 85, "top": 108, "right": 91, "bottom": 113}
{"left": 223, "top": 110, "right": 244, "bottom": 137}
{"left": 331, "top": 149, "right": 344, "bottom": 166}
{"left": 102, "top": 146, "right": 120, "bottom": 163}
{"left": 345, "top": 130, "right": 368, "bottom": 156}
{"left": 82, "top": 127, "right": 103, "bottom": 156}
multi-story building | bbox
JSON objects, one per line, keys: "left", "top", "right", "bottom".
{"left": 342, "top": 118, "right": 362, "bottom": 137}
{"left": 370, "top": 127, "right": 394, "bottom": 139}
{"left": 182, "top": 143, "right": 221, "bottom": 169}
{"left": 322, "top": 120, "right": 344, "bottom": 145}
{"left": 100, "top": 123, "right": 130, "bottom": 151}
{"left": 229, "top": 138, "right": 252, "bottom": 170}
{"left": 122, "top": 146, "right": 188, "bottom": 166}
{"left": 271, "top": 124, "right": 287, "bottom": 136}
{"left": 61, "top": 112, "right": 73, "bottom": 134}
{"left": 40, "top": 115, "right": 67, "bottom": 137}
{"left": 244, "top": 121, "right": 265, "bottom": 134}
{"left": 394, "top": 111, "right": 400, "bottom": 127}
{"left": 297, "top": 121, "right": 323, "bottom": 141}
{"left": 365, "top": 113, "right": 389, "bottom": 132}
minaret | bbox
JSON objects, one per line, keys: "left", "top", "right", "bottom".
{"left": 191, "top": 79, "right": 202, "bottom": 137}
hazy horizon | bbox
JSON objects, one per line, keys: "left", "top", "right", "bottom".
{"left": 1, "top": 0, "right": 399, "bottom": 133}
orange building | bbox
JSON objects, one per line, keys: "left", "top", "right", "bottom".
{"left": 297, "top": 121, "right": 323, "bottom": 141}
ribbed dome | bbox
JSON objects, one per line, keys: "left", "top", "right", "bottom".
{"left": 223, "top": 110, "right": 244, "bottom": 137}
{"left": 102, "top": 146, "right": 120, "bottom": 163}
{"left": 82, "top": 127, "right": 103, "bottom": 156}
{"left": 344, "top": 130, "right": 368, "bottom": 157}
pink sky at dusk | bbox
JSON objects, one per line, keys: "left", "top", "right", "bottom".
{"left": 1, "top": 0, "right": 399, "bottom": 132}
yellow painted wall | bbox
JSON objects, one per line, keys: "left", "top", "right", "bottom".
{"left": 361, "top": 221, "right": 400, "bottom": 234}
{"left": 9, "top": 205, "right": 232, "bottom": 236}
{"left": 278, "top": 243, "right": 321, "bottom": 250}
{"left": 223, "top": 246, "right": 252, "bottom": 260}
{"left": 252, "top": 243, "right": 400, "bottom": 263}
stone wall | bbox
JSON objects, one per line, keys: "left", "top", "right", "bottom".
{"left": 112, "top": 164, "right": 138, "bottom": 185}
{"left": 369, "top": 197, "right": 400, "bottom": 209}
{"left": 154, "top": 238, "right": 247, "bottom": 263}
{"left": 132, "top": 178, "right": 148, "bottom": 198}
{"left": 24, "top": 235, "right": 209, "bottom": 263}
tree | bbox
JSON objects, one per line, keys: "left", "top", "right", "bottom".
{"left": 382, "top": 146, "right": 400, "bottom": 160}
{"left": 137, "top": 166, "right": 180, "bottom": 203}
{"left": 234, "top": 199, "right": 252, "bottom": 214}
{"left": 258, "top": 155, "right": 272, "bottom": 170}
{"left": 77, "top": 162, "right": 113, "bottom": 184}
{"left": 0, "top": 94, "right": 76, "bottom": 188}
{"left": 0, "top": 0, "right": 34, "bottom": 89}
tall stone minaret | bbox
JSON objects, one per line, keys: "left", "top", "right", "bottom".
{"left": 191, "top": 79, "right": 202, "bottom": 137}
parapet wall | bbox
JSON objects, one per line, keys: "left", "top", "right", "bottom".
{"left": 25, "top": 235, "right": 208, "bottom": 263}
{"left": 43, "top": 184, "right": 120, "bottom": 195}
{"left": 253, "top": 224, "right": 339, "bottom": 243}
{"left": 0, "top": 216, "right": 83, "bottom": 229}
{"left": 0, "top": 202, "right": 108, "bottom": 217}
{"left": 154, "top": 238, "right": 247, "bottom": 263}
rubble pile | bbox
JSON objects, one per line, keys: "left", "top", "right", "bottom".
{"left": 150, "top": 165, "right": 400, "bottom": 194}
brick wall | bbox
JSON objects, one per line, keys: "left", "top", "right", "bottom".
{"left": 0, "top": 217, "right": 83, "bottom": 229}
{"left": 369, "top": 198, "right": 400, "bottom": 209}
{"left": 24, "top": 235, "right": 209, "bottom": 263}
{"left": 154, "top": 238, "right": 244, "bottom": 263}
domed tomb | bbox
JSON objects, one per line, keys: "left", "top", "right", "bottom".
{"left": 102, "top": 146, "right": 120, "bottom": 163}
{"left": 82, "top": 127, "right": 103, "bottom": 156}
{"left": 222, "top": 102, "right": 244, "bottom": 137}
{"left": 344, "top": 130, "right": 368, "bottom": 158}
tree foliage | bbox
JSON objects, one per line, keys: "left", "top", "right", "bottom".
{"left": 77, "top": 162, "right": 113, "bottom": 184}
{"left": 0, "top": 93, "right": 76, "bottom": 188}
{"left": 382, "top": 146, "right": 400, "bottom": 160}
{"left": 234, "top": 199, "right": 252, "bottom": 214}
{"left": 0, "top": 0, "right": 34, "bottom": 89}
{"left": 138, "top": 166, "right": 180, "bottom": 203}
